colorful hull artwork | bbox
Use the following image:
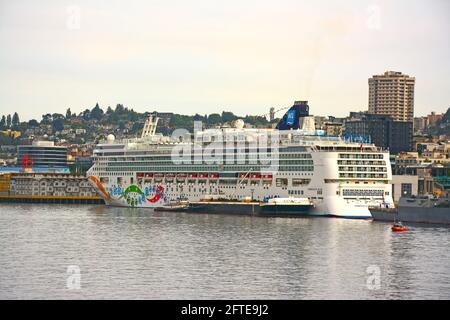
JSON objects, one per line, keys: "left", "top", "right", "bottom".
{"left": 89, "top": 176, "right": 166, "bottom": 207}
{"left": 88, "top": 176, "right": 112, "bottom": 200}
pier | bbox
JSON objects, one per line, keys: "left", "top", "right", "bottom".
{"left": 0, "top": 195, "right": 104, "bottom": 204}
{"left": 0, "top": 172, "right": 103, "bottom": 205}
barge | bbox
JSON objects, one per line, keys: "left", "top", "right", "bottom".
{"left": 156, "top": 197, "right": 314, "bottom": 217}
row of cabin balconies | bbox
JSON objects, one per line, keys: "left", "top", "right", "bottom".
{"left": 338, "top": 166, "right": 387, "bottom": 172}
{"left": 338, "top": 173, "right": 387, "bottom": 179}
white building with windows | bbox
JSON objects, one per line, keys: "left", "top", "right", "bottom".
{"left": 392, "top": 175, "right": 419, "bottom": 202}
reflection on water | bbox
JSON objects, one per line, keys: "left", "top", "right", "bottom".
{"left": 0, "top": 203, "right": 449, "bottom": 299}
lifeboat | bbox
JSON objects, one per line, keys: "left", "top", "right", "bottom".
{"left": 210, "top": 173, "right": 219, "bottom": 179}
{"left": 144, "top": 173, "right": 154, "bottom": 183}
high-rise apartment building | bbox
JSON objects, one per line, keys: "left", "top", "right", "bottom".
{"left": 368, "top": 71, "right": 415, "bottom": 121}
{"left": 344, "top": 113, "right": 413, "bottom": 154}
{"left": 413, "top": 116, "right": 428, "bottom": 134}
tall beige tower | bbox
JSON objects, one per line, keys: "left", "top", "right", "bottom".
{"left": 368, "top": 71, "right": 415, "bottom": 121}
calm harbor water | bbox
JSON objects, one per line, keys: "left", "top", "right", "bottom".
{"left": 0, "top": 203, "right": 449, "bottom": 299}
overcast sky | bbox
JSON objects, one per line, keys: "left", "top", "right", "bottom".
{"left": 0, "top": 0, "right": 449, "bottom": 121}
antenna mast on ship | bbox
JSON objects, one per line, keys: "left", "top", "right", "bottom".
{"left": 141, "top": 114, "right": 159, "bottom": 138}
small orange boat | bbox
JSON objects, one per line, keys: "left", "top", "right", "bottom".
{"left": 391, "top": 222, "right": 409, "bottom": 232}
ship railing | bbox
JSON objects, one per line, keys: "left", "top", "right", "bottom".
{"left": 98, "top": 133, "right": 387, "bottom": 153}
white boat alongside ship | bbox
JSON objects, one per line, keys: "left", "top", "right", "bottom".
{"left": 87, "top": 101, "right": 394, "bottom": 218}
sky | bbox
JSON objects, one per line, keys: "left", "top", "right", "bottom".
{"left": 0, "top": 0, "right": 449, "bottom": 121}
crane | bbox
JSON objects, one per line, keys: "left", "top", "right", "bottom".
{"left": 259, "top": 106, "right": 290, "bottom": 121}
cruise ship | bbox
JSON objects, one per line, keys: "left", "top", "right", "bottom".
{"left": 87, "top": 101, "right": 394, "bottom": 218}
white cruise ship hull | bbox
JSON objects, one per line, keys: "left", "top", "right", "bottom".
{"left": 88, "top": 171, "right": 387, "bottom": 219}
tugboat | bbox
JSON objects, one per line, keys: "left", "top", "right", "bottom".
{"left": 388, "top": 204, "right": 409, "bottom": 232}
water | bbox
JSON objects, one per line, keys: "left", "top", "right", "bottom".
{"left": 0, "top": 203, "right": 449, "bottom": 299}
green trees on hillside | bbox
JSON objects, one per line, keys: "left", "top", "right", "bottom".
{"left": 28, "top": 119, "right": 39, "bottom": 127}
{"left": 207, "top": 113, "right": 222, "bottom": 125}
{"left": 0, "top": 102, "right": 277, "bottom": 143}
{"left": 443, "top": 108, "right": 450, "bottom": 123}
{"left": 426, "top": 107, "right": 449, "bottom": 136}
{"left": 169, "top": 114, "right": 194, "bottom": 129}
{"left": 52, "top": 118, "right": 65, "bottom": 132}
{"left": 435, "top": 107, "right": 450, "bottom": 135}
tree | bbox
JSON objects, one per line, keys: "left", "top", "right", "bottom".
{"left": 131, "top": 122, "right": 144, "bottom": 134}
{"left": 0, "top": 115, "right": 5, "bottom": 130}
{"left": 244, "top": 115, "right": 268, "bottom": 127}
{"left": 207, "top": 113, "right": 222, "bottom": 125}
{"left": 115, "top": 104, "right": 125, "bottom": 114}
{"left": 127, "top": 109, "right": 139, "bottom": 122}
{"left": 169, "top": 114, "right": 194, "bottom": 129}
{"left": 82, "top": 109, "right": 91, "bottom": 121}
{"left": 42, "top": 113, "right": 52, "bottom": 124}
{"left": 106, "top": 106, "right": 113, "bottom": 114}
{"left": 52, "top": 113, "right": 64, "bottom": 120}
{"left": 443, "top": 107, "right": 450, "bottom": 123}
{"left": 0, "top": 133, "right": 15, "bottom": 145}
{"left": 193, "top": 113, "right": 205, "bottom": 122}
{"left": 66, "top": 108, "right": 72, "bottom": 119}
{"left": 28, "top": 119, "right": 39, "bottom": 127}
{"left": 11, "top": 112, "right": 19, "bottom": 129}
{"left": 6, "top": 114, "right": 11, "bottom": 128}
{"left": 221, "top": 111, "right": 237, "bottom": 123}
{"left": 52, "top": 118, "right": 64, "bottom": 132}
{"left": 90, "top": 103, "right": 104, "bottom": 121}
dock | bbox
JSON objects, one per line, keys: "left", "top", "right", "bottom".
{"left": 0, "top": 195, "right": 104, "bottom": 204}
{"left": 0, "top": 172, "right": 103, "bottom": 205}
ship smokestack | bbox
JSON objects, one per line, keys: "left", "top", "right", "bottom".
{"left": 276, "top": 101, "right": 310, "bottom": 130}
